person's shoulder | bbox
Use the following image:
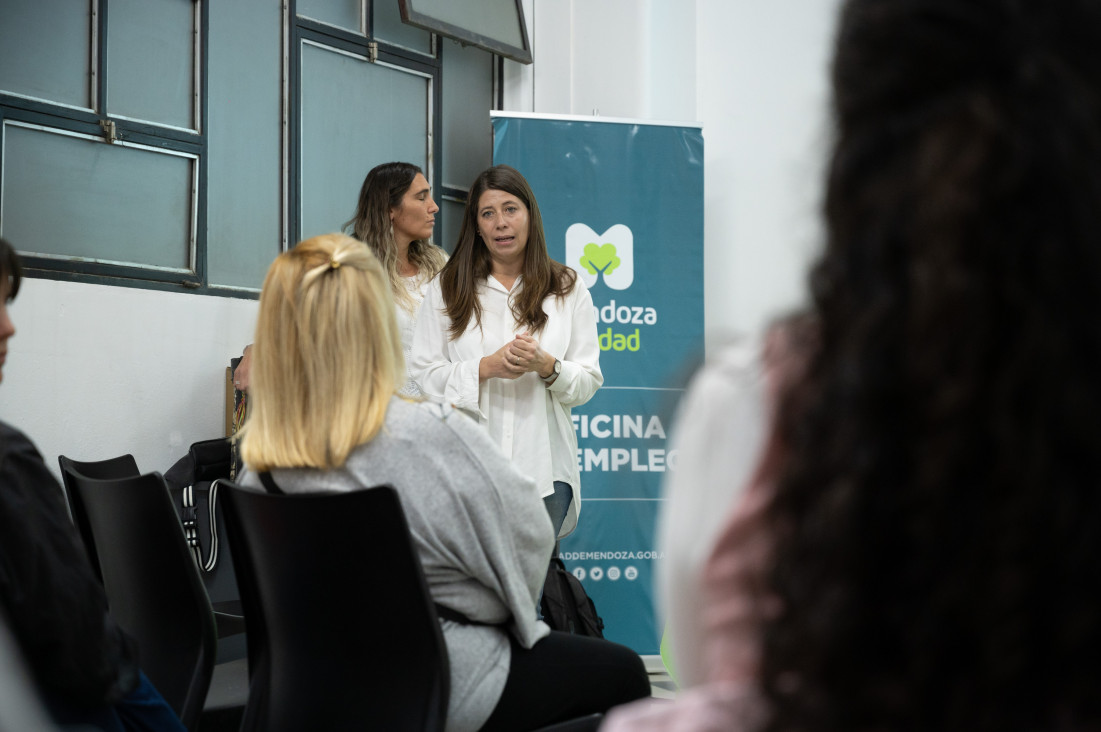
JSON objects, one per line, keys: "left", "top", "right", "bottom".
{"left": 0, "top": 421, "right": 64, "bottom": 510}
{"left": 0, "top": 421, "right": 43, "bottom": 466}
{"left": 0, "top": 420, "right": 29, "bottom": 444}
{"left": 384, "top": 398, "right": 512, "bottom": 478}
{"left": 702, "top": 337, "right": 766, "bottom": 385}
{"left": 409, "top": 400, "right": 538, "bottom": 498}
{"left": 393, "top": 398, "right": 498, "bottom": 452}
{"left": 387, "top": 396, "right": 470, "bottom": 436}
{"left": 671, "top": 337, "right": 768, "bottom": 429}
{"left": 394, "top": 397, "right": 471, "bottom": 428}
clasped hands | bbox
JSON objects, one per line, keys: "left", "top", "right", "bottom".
{"left": 481, "top": 332, "right": 555, "bottom": 382}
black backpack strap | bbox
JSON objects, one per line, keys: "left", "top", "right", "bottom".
{"left": 258, "top": 471, "right": 285, "bottom": 495}
{"left": 201, "top": 479, "right": 221, "bottom": 572}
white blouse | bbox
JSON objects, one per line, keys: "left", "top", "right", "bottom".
{"left": 410, "top": 273, "right": 603, "bottom": 538}
{"left": 395, "top": 274, "right": 428, "bottom": 397}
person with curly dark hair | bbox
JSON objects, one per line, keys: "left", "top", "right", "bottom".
{"left": 605, "top": 0, "right": 1101, "bottom": 729}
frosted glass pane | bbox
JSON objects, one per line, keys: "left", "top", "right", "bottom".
{"left": 375, "top": 0, "right": 432, "bottom": 55}
{"left": 0, "top": 0, "right": 92, "bottom": 109}
{"left": 207, "top": 0, "right": 283, "bottom": 290}
{"left": 298, "top": 0, "right": 362, "bottom": 33}
{"left": 441, "top": 39, "right": 492, "bottom": 191}
{"left": 107, "top": 0, "right": 195, "bottom": 129}
{"left": 300, "top": 43, "right": 430, "bottom": 241}
{"left": 1, "top": 124, "right": 193, "bottom": 270}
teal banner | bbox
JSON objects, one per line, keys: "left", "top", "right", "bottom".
{"left": 493, "top": 113, "right": 705, "bottom": 654}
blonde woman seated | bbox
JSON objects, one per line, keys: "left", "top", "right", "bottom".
{"left": 238, "top": 234, "right": 649, "bottom": 732}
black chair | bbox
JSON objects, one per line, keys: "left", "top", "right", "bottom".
{"left": 59, "top": 454, "right": 246, "bottom": 642}
{"left": 58, "top": 453, "right": 140, "bottom": 583}
{"left": 220, "top": 482, "right": 449, "bottom": 732}
{"left": 65, "top": 469, "right": 247, "bottom": 732}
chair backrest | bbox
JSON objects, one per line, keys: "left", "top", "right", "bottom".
{"left": 220, "top": 482, "right": 449, "bottom": 732}
{"left": 66, "top": 469, "right": 217, "bottom": 731}
{"left": 57, "top": 453, "right": 140, "bottom": 583}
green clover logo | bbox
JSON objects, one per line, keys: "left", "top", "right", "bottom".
{"left": 580, "top": 242, "right": 621, "bottom": 276}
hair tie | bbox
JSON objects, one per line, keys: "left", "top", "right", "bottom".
{"left": 330, "top": 258, "right": 341, "bottom": 270}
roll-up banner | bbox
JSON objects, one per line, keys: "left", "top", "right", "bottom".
{"left": 492, "top": 112, "right": 705, "bottom": 655}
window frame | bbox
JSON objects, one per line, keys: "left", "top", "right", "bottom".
{"left": 288, "top": 3, "right": 444, "bottom": 249}
{"left": 0, "top": 0, "right": 210, "bottom": 293}
{"left": 398, "top": 0, "right": 532, "bottom": 64}
{"left": 0, "top": 0, "right": 492, "bottom": 299}
{"left": 437, "top": 36, "right": 501, "bottom": 248}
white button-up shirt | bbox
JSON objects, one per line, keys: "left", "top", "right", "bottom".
{"left": 411, "top": 273, "right": 603, "bottom": 537}
{"left": 395, "top": 274, "right": 428, "bottom": 397}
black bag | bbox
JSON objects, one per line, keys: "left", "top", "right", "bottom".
{"left": 540, "top": 556, "right": 605, "bottom": 637}
{"left": 164, "top": 438, "right": 239, "bottom": 607}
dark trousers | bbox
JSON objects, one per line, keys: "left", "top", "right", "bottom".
{"left": 544, "top": 480, "right": 573, "bottom": 540}
{"left": 480, "top": 630, "right": 651, "bottom": 731}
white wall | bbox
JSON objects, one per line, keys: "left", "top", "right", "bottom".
{"left": 509, "top": 0, "right": 697, "bottom": 121}
{"left": 504, "top": 0, "right": 841, "bottom": 344}
{"left": 0, "top": 279, "right": 257, "bottom": 480}
{"left": 697, "top": 1, "right": 839, "bottom": 339}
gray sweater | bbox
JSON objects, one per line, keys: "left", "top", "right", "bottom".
{"left": 240, "top": 397, "right": 554, "bottom": 731}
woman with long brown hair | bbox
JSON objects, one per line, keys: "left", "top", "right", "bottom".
{"left": 411, "top": 165, "right": 602, "bottom": 539}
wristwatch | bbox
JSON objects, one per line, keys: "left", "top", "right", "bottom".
{"left": 542, "top": 358, "right": 562, "bottom": 384}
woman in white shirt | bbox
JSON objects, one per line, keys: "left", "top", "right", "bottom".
{"left": 233, "top": 162, "right": 446, "bottom": 394}
{"left": 411, "top": 164, "right": 603, "bottom": 539}
{"left": 345, "top": 161, "right": 448, "bottom": 396}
